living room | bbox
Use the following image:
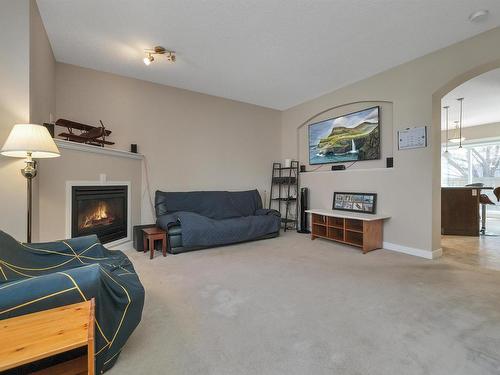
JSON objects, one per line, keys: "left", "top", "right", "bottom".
{"left": 1, "top": 1, "right": 500, "bottom": 374}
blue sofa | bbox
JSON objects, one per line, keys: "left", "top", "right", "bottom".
{"left": 154, "top": 190, "right": 281, "bottom": 254}
{"left": 0, "top": 231, "right": 144, "bottom": 373}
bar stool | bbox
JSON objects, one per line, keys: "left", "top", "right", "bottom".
{"left": 494, "top": 187, "right": 500, "bottom": 202}
{"left": 479, "top": 194, "right": 496, "bottom": 235}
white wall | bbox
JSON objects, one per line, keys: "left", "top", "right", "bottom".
{"left": 55, "top": 63, "right": 282, "bottom": 223}
{"left": 29, "top": 0, "right": 56, "bottom": 241}
{"left": 281, "top": 27, "right": 500, "bottom": 256}
{"left": 29, "top": 0, "right": 55, "bottom": 126}
{"left": 0, "top": 0, "right": 31, "bottom": 241}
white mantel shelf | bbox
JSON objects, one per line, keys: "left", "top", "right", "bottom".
{"left": 55, "top": 139, "right": 143, "bottom": 160}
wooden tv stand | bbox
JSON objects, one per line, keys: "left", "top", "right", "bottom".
{"left": 306, "top": 209, "right": 390, "bottom": 253}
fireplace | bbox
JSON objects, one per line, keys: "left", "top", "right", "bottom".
{"left": 72, "top": 185, "right": 128, "bottom": 244}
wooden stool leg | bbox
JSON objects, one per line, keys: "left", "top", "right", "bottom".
{"left": 143, "top": 236, "right": 147, "bottom": 253}
{"left": 162, "top": 236, "right": 167, "bottom": 257}
{"left": 149, "top": 238, "right": 154, "bottom": 259}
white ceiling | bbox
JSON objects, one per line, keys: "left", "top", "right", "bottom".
{"left": 37, "top": 0, "right": 500, "bottom": 110}
{"left": 442, "top": 68, "right": 500, "bottom": 128}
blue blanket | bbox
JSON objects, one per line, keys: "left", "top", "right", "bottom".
{"left": 155, "top": 190, "right": 281, "bottom": 249}
{"left": 157, "top": 211, "right": 280, "bottom": 247}
{"left": 0, "top": 231, "right": 144, "bottom": 373}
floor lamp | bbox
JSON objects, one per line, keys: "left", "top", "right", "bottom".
{"left": 1, "top": 124, "right": 60, "bottom": 242}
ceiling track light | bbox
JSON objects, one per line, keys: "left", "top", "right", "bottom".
{"left": 143, "top": 46, "right": 176, "bottom": 66}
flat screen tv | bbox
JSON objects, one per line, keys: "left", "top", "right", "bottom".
{"left": 308, "top": 106, "right": 380, "bottom": 165}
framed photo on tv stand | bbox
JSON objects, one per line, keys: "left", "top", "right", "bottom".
{"left": 333, "top": 192, "right": 377, "bottom": 214}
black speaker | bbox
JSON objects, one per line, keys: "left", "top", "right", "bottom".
{"left": 130, "top": 144, "right": 138, "bottom": 153}
{"left": 331, "top": 165, "right": 346, "bottom": 171}
{"left": 297, "top": 187, "right": 310, "bottom": 233}
{"left": 300, "top": 165, "right": 306, "bottom": 172}
{"left": 43, "top": 123, "right": 55, "bottom": 138}
{"left": 386, "top": 157, "right": 394, "bottom": 168}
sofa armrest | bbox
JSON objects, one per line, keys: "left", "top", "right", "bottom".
{"left": 27, "top": 234, "right": 101, "bottom": 251}
{"left": 156, "top": 213, "right": 180, "bottom": 230}
{"left": 0, "top": 265, "right": 100, "bottom": 319}
{"left": 255, "top": 208, "right": 281, "bottom": 217}
{"left": 23, "top": 234, "right": 103, "bottom": 258}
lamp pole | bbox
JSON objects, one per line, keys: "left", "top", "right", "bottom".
{"left": 1, "top": 124, "right": 60, "bottom": 243}
{"left": 20, "top": 152, "right": 37, "bottom": 243}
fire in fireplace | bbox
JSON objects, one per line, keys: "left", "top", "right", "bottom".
{"left": 72, "top": 186, "right": 128, "bottom": 244}
{"left": 79, "top": 200, "right": 117, "bottom": 229}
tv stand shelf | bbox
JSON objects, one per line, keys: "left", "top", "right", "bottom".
{"left": 306, "top": 209, "right": 390, "bottom": 253}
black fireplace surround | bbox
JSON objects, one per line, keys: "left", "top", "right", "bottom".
{"left": 72, "top": 185, "right": 128, "bottom": 244}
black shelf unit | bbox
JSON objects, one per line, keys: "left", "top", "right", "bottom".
{"left": 269, "top": 161, "right": 299, "bottom": 231}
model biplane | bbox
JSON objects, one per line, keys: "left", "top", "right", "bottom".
{"left": 56, "top": 118, "right": 114, "bottom": 147}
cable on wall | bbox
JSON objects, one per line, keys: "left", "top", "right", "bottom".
{"left": 344, "top": 161, "right": 357, "bottom": 169}
{"left": 141, "top": 155, "right": 156, "bottom": 219}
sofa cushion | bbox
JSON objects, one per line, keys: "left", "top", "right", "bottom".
{"left": 155, "top": 190, "right": 262, "bottom": 219}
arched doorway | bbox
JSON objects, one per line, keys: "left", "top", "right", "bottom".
{"left": 432, "top": 60, "right": 500, "bottom": 269}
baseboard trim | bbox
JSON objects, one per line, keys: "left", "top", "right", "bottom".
{"left": 107, "top": 240, "right": 133, "bottom": 250}
{"left": 383, "top": 242, "right": 442, "bottom": 260}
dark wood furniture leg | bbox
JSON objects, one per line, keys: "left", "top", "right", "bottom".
{"left": 149, "top": 238, "right": 154, "bottom": 259}
{"left": 162, "top": 236, "right": 167, "bottom": 257}
{"left": 362, "top": 220, "right": 383, "bottom": 253}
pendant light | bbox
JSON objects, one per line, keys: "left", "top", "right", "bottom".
{"left": 442, "top": 105, "right": 450, "bottom": 153}
{"left": 457, "top": 97, "right": 465, "bottom": 148}
{"left": 449, "top": 98, "right": 466, "bottom": 146}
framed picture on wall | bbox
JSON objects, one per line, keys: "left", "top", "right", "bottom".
{"left": 333, "top": 192, "right": 377, "bottom": 214}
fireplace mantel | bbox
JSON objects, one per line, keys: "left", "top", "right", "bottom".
{"left": 55, "top": 139, "right": 143, "bottom": 160}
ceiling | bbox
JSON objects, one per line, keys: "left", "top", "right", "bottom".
{"left": 37, "top": 0, "right": 500, "bottom": 110}
{"left": 442, "top": 68, "right": 500, "bottom": 128}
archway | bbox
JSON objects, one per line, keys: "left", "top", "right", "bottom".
{"left": 432, "top": 59, "right": 500, "bottom": 266}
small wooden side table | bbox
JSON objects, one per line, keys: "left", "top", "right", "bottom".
{"left": 142, "top": 227, "right": 167, "bottom": 259}
{"left": 0, "top": 299, "right": 95, "bottom": 375}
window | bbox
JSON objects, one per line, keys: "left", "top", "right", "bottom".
{"left": 442, "top": 140, "right": 500, "bottom": 217}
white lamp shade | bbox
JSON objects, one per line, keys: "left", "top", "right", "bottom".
{"left": 1, "top": 124, "right": 60, "bottom": 158}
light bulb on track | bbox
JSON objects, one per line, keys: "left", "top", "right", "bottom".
{"left": 143, "top": 54, "right": 154, "bottom": 66}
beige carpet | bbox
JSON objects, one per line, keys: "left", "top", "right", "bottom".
{"left": 109, "top": 232, "right": 500, "bottom": 375}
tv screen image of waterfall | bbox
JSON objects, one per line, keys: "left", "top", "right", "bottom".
{"left": 308, "top": 106, "right": 381, "bottom": 165}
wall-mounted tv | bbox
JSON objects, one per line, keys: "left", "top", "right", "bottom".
{"left": 308, "top": 106, "right": 380, "bottom": 165}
